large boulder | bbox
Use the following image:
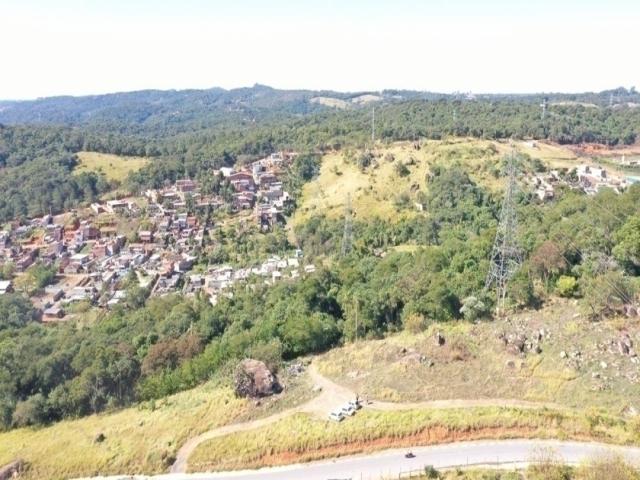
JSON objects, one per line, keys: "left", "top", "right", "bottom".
{"left": 0, "top": 460, "right": 25, "bottom": 480}
{"left": 234, "top": 359, "right": 281, "bottom": 398}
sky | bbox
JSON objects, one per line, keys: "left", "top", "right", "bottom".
{"left": 1, "top": 0, "right": 639, "bottom": 99}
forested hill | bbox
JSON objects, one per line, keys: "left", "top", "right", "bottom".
{"left": 0, "top": 84, "right": 385, "bottom": 128}
{"left": 1, "top": 84, "right": 638, "bottom": 133}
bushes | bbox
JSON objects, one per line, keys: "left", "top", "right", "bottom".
{"left": 556, "top": 276, "right": 578, "bottom": 298}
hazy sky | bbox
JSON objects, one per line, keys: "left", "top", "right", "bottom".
{"left": 1, "top": 0, "right": 639, "bottom": 99}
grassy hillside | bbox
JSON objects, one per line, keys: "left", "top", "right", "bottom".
{"left": 316, "top": 300, "right": 640, "bottom": 415}
{"left": 74, "top": 151, "right": 149, "bottom": 182}
{"left": 0, "top": 371, "right": 313, "bottom": 480}
{"left": 292, "top": 138, "right": 619, "bottom": 227}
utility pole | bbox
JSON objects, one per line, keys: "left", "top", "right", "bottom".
{"left": 485, "top": 152, "right": 522, "bottom": 316}
{"left": 341, "top": 194, "right": 353, "bottom": 256}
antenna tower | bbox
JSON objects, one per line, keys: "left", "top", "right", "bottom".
{"left": 485, "top": 153, "right": 522, "bottom": 315}
{"left": 341, "top": 194, "right": 353, "bottom": 256}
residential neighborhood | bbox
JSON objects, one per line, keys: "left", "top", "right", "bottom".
{"left": 0, "top": 152, "right": 314, "bottom": 322}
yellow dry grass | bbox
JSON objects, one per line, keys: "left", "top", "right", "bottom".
{"left": 74, "top": 151, "right": 149, "bottom": 182}
{"left": 0, "top": 384, "right": 247, "bottom": 479}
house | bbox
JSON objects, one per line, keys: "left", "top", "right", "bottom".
{"left": 43, "top": 306, "right": 65, "bottom": 321}
{"left": 138, "top": 231, "right": 154, "bottom": 243}
{"left": 105, "top": 199, "right": 130, "bottom": 213}
{"left": 44, "top": 286, "right": 64, "bottom": 302}
{"left": 229, "top": 172, "right": 256, "bottom": 192}
{"left": 176, "top": 179, "right": 198, "bottom": 193}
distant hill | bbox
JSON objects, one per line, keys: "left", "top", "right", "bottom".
{"left": 0, "top": 84, "right": 402, "bottom": 128}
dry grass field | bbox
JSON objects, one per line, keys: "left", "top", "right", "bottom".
{"left": 74, "top": 151, "right": 149, "bottom": 182}
{"left": 316, "top": 300, "right": 640, "bottom": 416}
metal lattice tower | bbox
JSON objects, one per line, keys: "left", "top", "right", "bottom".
{"left": 371, "top": 107, "right": 376, "bottom": 144}
{"left": 485, "top": 153, "right": 522, "bottom": 315}
{"left": 341, "top": 194, "right": 353, "bottom": 256}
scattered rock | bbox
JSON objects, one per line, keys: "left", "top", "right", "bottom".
{"left": 560, "top": 351, "right": 567, "bottom": 359}
{"left": 312, "top": 384, "right": 323, "bottom": 393}
{"left": 234, "top": 359, "right": 281, "bottom": 398}
{"left": 600, "top": 361, "right": 608, "bottom": 369}
{"left": 287, "top": 363, "right": 305, "bottom": 376}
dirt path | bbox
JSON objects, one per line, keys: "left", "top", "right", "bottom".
{"left": 171, "top": 362, "right": 566, "bottom": 473}
{"left": 170, "top": 364, "right": 354, "bottom": 473}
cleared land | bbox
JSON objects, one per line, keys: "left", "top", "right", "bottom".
{"left": 74, "top": 151, "right": 149, "bottom": 182}
{"left": 0, "top": 372, "right": 314, "bottom": 479}
{"left": 316, "top": 300, "right": 640, "bottom": 416}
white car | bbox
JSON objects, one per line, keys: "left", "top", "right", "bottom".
{"left": 341, "top": 405, "right": 356, "bottom": 416}
{"left": 328, "top": 411, "right": 344, "bottom": 422}
{"left": 348, "top": 400, "right": 362, "bottom": 410}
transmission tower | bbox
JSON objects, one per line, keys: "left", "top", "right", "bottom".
{"left": 485, "top": 153, "right": 522, "bottom": 315}
{"left": 341, "top": 194, "right": 353, "bottom": 256}
{"left": 540, "top": 97, "right": 548, "bottom": 120}
{"left": 371, "top": 107, "right": 376, "bottom": 144}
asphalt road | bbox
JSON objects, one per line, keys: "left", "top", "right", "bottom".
{"left": 87, "top": 439, "right": 640, "bottom": 480}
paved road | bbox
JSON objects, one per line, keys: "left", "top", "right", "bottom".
{"left": 78, "top": 439, "right": 640, "bottom": 480}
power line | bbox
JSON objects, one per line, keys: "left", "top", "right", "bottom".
{"left": 485, "top": 152, "right": 523, "bottom": 315}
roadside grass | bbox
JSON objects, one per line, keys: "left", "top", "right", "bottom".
{"left": 316, "top": 300, "right": 640, "bottom": 416}
{"left": 0, "top": 370, "right": 315, "bottom": 480}
{"left": 74, "top": 151, "right": 149, "bottom": 183}
{"left": 188, "top": 406, "right": 639, "bottom": 472}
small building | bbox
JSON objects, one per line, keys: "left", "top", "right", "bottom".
{"left": 43, "top": 306, "right": 65, "bottom": 321}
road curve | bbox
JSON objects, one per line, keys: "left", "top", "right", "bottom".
{"left": 75, "top": 439, "right": 640, "bottom": 480}
{"left": 171, "top": 363, "right": 578, "bottom": 473}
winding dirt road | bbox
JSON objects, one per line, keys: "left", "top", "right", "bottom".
{"left": 170, "top": 363, "right": 568, "bottom": 473}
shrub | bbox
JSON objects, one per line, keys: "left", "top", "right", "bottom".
{"left": 394, "top": 162, "right": 410, "bottom": 177}
{"left": 556, "top": 275, "right": 578, "bottom": 298}
{"left": 402, "top": 313, "right": 427, "bottom": 333}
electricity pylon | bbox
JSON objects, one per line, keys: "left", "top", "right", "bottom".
{"left": 485, "top": 153, "right": 522, "bottom": 316}
{"left": 341, "top": 194, "right": 353, "bottom": 256}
